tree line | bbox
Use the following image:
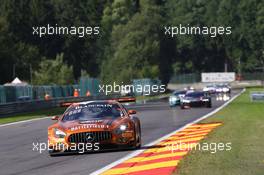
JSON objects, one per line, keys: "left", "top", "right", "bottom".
{"left": 0, "top": 0, "right": 263, "bottom": 85}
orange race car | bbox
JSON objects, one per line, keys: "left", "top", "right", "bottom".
{"left": 48, "top": 100, "right": 141, "bottom": 156}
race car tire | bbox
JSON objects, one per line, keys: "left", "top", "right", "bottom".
{"left": 180, "top": 104, "right": 185, "bottom": 109}
{"left": 48, "top": 149, "right": 63, "bottom": 157}
{"left": 206, "top": 102, "right": 212, "bottom": 108}
{"left": 128, "top": 122, "right": 141, "bottom": 150}
{"left": 135, "top": 122, "right": 141, "bottom": 149}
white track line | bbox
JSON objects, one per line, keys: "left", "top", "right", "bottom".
{"left": 0, "top": 116, "right": 51, "bottom": 128}
{"left": 90, "top": 89, "right": 245, "bottom": 175}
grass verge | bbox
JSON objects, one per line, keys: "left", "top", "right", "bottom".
{"left": 175, "top": 88, "right": 264, "bottom": 175}
{"left": 0, "top": 107, "right": 66, "bottom": 124}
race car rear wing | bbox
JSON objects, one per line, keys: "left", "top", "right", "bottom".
{"left": 60, "top": 96, "right": 136, "bottom": 107}
{"left": 60, "top": 102, "right": 76, "bottom": 107}
{"left": 111, "top": 97, "right": 136, "bottom": 103}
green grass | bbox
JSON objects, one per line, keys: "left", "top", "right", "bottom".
{"left": 175, "top": 88, "right": 264, "bottom": 175}
{"left": 0, "top": 107, "right": 66, "bottom": 124}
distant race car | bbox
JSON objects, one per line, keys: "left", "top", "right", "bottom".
{"left": 184, "top": 86, "right": 195, "bottom": 93}
{"left": 215, "top": 84, "right": 231, "bottom": 94}
{"left": 180, "top": 91, "right": 212, "bottom": 109}
{"left": 169, "top": 90, "right": 186, "bottom": 106}
{"left": 203, "top": 84, "right": 217, "bottom": 94}
{"left": 120, "top": 86, "right": 134, "bottom": 96}
{"left": 48, "top": 100, "right": 141, "bottom": 156}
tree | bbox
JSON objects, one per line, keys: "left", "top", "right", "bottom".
{"left": 0, "top": 0, "right": 263, "bottom": 85}
{"left": 100, "top": 0, "right": 166, "bottom": 84}
{"left": 0, "top": 0, "right": 106, "bottom": 83}
{"left": 52, "top": 0, "right": 107, "bottom": 78}
{"left": 0, "top": 16, "right": 15, "bottom": 84}
{"left": 33, "top": 53, "right": 74, "bottom": 85}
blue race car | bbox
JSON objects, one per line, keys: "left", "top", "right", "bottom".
{"left": 169, "top": 90, "right": 186, "bottom": 107}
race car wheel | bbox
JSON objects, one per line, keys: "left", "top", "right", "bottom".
{"left": 48, "top": 149, "right": 62, "bottom": 157}
{"left": 133, "top": 122, "right": 141, "bottom": 149}
{"left": 206, "top": 102, "right": 212, "bottom": 108}
{"left": 137, "top": 124, "right": 141, "bottom": 148}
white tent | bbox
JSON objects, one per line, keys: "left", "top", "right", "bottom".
{"left": 4, "top": 77, "right": 28, "bottom": 86}
{"left": 11, "top": 77, "right": 22, "bottom": 84}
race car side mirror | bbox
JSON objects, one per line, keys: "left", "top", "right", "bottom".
{"left": 51, "top": 115, "right": 59, "bottom": 120}
{"left": 128, "top": 110, "right": 137, "bottom": 115}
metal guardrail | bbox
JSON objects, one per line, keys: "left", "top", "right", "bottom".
{"left": 0, "top": 94, "right": 123, "bottom": 117}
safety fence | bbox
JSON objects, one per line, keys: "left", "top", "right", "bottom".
{"left": 0, "top": 77, "right": 166, "bottom": 116}
{"left": 0, "top": 78, "right": 101, "bottom": 104}
{"left": 0, "top": 94, "right": 122, "bottom": 117}
{"left": 0, "top": 85, "right": 79, "bottom": 104}
{"left": 169, "top": 73, "right": 201, "bottom": 84}
{"left": 132, "top": 78, "right": 163, "bottom": 96}
{"left": 79, "top": 78, "right": 100, "bottom": 96}
{"left": 169, "top": 72, "right": 264, "bottom": 84}
{"left": 241, "top": 72, "right": 264, "bottom": 80}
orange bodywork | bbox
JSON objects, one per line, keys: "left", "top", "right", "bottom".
{"left": 48, "top": 100, "right": 141, "bottom": 153}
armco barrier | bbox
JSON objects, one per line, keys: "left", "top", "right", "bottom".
{"left": 0, "top": 94, "right": 122, "bottom": 117}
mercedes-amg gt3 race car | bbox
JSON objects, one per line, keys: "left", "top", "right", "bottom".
{"left": 48, "top": 100, "right": 141, "bottom": 156}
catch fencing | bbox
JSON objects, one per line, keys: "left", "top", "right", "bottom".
{"left": 0, "top": 77, "right": 165, "bottom": 116}
{"left": 132, "top": 79, "right": 162, "bottom": 96}
{"left": 169, "top": 73, "right": 201, "bottom": 84}
{"left": 0, "top": 94, "right": 122, "bottom": 117}
{"left": 169, "top": 72, "right": 264, "bottom": 84}
{"left": 0, "top": 85, "right": 78, "bottom": 104}
{"left": 0, "top": 78, "right": 101, "bottom": 104}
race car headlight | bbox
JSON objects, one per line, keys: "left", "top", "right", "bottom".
{"left": 114, "top": 124, "right": 129, "bottom": 135}
{"left": 54, "top": 128, "right": 66, "bottom": 138}
{"left": 119, "top": 124, "right": 127, "bottom": 131}
{"left": 169, "top": 96, "right": 177, "bottom": 102}
{"left": 182, "top": 99, "right": 190, "bottom": 103}
{"left": 223, "top": 88, "right": 229, "bottom": 92}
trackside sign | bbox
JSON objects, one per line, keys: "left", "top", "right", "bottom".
{"left": 201, "top": 72, "right": 235, "bottom": 82}
{"left": 250, "top": 91, "right": 264, "bottom": 102}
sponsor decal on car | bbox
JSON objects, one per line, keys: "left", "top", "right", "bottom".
{"left": 70, "top": 124, "right": 110, "bottom": 131}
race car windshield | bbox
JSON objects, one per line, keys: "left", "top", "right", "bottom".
{"left": 216, "top": 85, "right": 226, "bottom": 87}
{"left": 62, "top": 103, "right": 123, "bottom": 121}
{"left": 186, "top": 92, "right": 204, "bottom": 98}
{"left": 173, "top": 91, "right": 186, "bottom": 95}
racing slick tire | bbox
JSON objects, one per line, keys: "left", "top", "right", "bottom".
{"left": 48, "top": 149, "right": 64, "bottom": 157}
{"left": 135, "top": 122, "right": 141, "bottom": 149}
{"left": 206, "top": 101, "right": 212, "bottom": 108}
{"left": 180, "top": 104, "right": 186, "bottom": 109}
{"left": 130, "top": 122, "right": 141, "bottom": 149}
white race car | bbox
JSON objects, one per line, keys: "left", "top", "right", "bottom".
{"left": 203, "top": 84, "right": 217, "bottom": 94}
{"left": 215, "top": 84, "right": 231, "bottom": 94}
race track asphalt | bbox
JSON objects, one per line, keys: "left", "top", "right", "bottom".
{"left": 0, "top": 90, "right": 241, "bottom": 175}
